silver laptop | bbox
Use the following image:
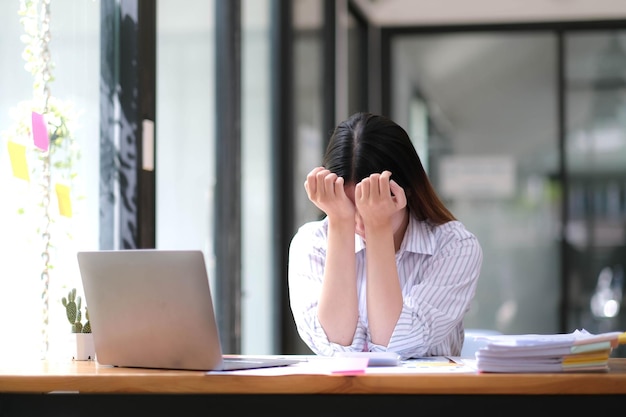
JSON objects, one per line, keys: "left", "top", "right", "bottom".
{"left": 76, "top": 249, "right": 300, "bottom": 371}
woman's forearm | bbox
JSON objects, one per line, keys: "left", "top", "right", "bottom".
{"left": 364, "top": 223, "right": 403, "bottom": 346}
{"left": 317, "top": 218, "right": 359, "bottom": 346}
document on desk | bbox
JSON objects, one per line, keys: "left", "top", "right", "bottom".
{"left": 207, "top": 356, "right": 368, "bottom": 376}
{"left": 207, "top": 356, "right": 477, "bottom": 375}
{"left": 474, "top": 329, "right": 626, "bottom": 373}
{"left": 366, "top": 357, "right": 477, "bottom": 374}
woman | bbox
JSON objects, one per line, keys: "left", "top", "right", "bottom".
{"left": 288, "top": 112, "right": 483, "bottom": 359}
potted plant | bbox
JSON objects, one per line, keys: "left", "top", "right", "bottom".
{"left": 61, "top": 288, "right": 94, "bottom": 360}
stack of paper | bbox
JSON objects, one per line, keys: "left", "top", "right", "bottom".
{"left": 475, "top": 329, "right": 626, "bottom": 373}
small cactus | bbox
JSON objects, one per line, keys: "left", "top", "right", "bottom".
{"left": 83, "top": 308, "right": 91, "bottom": 333}
{"left": 61, "top": 288, "right": 91, "bottom": 333}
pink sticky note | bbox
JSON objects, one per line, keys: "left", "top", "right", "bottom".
{"left": 32, "top": 111, "right": 49, "bottom": 151}
{"left": 328, "top": 358, "right": 370, "bottom": 375}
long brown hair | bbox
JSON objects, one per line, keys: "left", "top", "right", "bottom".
{"left": 323, "top": 112, "right": 455, "bottom": 224}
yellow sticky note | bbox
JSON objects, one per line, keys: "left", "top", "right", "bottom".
{"left": 55, "top": 183, "right": 72, "bottom": 218}
{"left": 7, "top": 141, "right": 30, "bottom": 181}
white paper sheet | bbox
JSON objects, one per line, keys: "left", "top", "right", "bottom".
{"left": 206, "top": 356, "right": 478, "bottom": 375}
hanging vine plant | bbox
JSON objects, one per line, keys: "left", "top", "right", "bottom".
{"left": 7, "top": 0, "right": 82, "bottom": 184}
{"left": 1, "top": 0, "right": 82, "bottom": 356}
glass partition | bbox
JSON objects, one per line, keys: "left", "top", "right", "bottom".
{"left": 156, "top": 0, "right": 217, "bottom": 323}
{"left": 565, "top": 31, "right": 626, "bottom": 338}
{"left": 241, "top": 0, "right": 275, "bottom": 354}
{"left": 0, "top": 0, "right": 100, "bottom": 359}
{"left": 291, "top": 0, "right": 325, "bottom": 353}
{"left": 390, "top": 32, "right": 561, "bottom": 334}
{"left": 157, "top": 0, "right": 279, "bottom": 354}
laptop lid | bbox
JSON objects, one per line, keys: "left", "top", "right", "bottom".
{"left": 77, "top": 249, "right": 241, "bottom": 371}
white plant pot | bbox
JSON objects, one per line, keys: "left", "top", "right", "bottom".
{"left": 72, "top": 333, "right": 95, "bottom": 361}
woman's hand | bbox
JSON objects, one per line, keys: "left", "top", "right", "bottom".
{"left": 355, "top": 171, "right": 406, "bottom": 228}
{"left": 304, "top": 167, "right": 355, "bottom": 221}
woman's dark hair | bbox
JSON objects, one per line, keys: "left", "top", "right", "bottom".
{"left": 322, "top": 112, "right": 455, "bottom": 224}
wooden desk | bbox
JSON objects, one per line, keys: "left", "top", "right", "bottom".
{"left": 1, "top": 358, "right": 626, "bottom": 394}
{"left": 1, "top": 358, "right": 625, "bottom": 416}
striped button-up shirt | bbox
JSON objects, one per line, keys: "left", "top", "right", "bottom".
{"left": 288, "top": 214, "right": 483, "bottom": 359}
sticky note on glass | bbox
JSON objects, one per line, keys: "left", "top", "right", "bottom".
{"left": 55, "top": 183, "right": 72, "bottom": 218}
{"left": 7, "top": 141, "right": 30, "bottom": 181}
{"left": 32, "top": 111, "right": 49, "bottom": 151}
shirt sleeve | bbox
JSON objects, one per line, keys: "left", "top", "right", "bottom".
{"left": 287, "top": 219, "right": 368, "bottom": 355}
{"left": 381, "top": 221, "right": 483, "bottom": 359}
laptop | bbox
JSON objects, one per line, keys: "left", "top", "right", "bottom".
{"left": 76, "top": 249, "right": 300, "bottom": 371}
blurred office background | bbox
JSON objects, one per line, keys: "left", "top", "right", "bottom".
{"left": 0, "top": 0, "right": 625, "bottom": 359}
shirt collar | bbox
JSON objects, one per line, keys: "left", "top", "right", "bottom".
{"left": 400, "top": 215, "right": 436, "bottom": 255}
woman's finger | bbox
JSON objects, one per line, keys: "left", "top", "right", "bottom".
{"left": 359, "top": 177, "right": 370, "bottom": 200}
{"left": 305, "top": 167, "right": 325, "bottom": 196}
{"left": 389, "top": 179, "right": 407, "bottom": 208}
{"left": 315, "top": 168, "right": 330, "bottom": 197}
{"left": 324, "top": 172, "right": 338, "bottom": 196}
{"left": 368, "top": 173, "right": 381, "bottom": 197}
{"left": 378, "top": 171, "right": 392, "bottom": 199}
